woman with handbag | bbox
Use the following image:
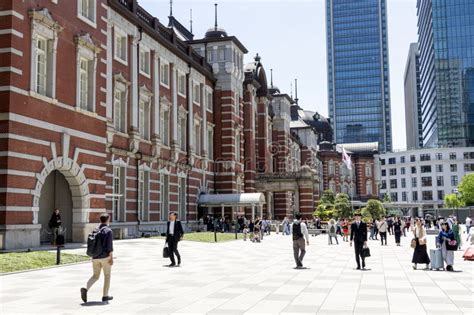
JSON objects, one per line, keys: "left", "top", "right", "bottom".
{"left": 411, "top": 218, "right": 430, "bottom": 270}
{"left": 437, "top": 222, "right": 456, "bottom": 271}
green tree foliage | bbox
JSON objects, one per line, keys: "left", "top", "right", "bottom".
{"left": 361, "top": 207, "right": 372, "bottom": 223}
{"left": 444, "top": 193, "right": 465, "bottom": 209}
{"left": 458, "top": 173, "right": 474, "bottom": 206}
{"left": 383, "top": 193, "right": 391, "bottom": 203}
{"left": 334, "top": 193, "right": 352, "bottom": 219}
{"left": 364, "top": 199, "right": 386, "bottom": 220}
{"left": 313, "top": 190, "right": 336, "bottom": 221}
{"left": 320, "top": 189, "right": 335, "bottom": 205}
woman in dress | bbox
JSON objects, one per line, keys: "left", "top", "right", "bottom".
{"left": 342, "top": 218, "right": 349, "bottom": 242}
{"left": 394, "top": 218, "right": 402, "bottom": 246}
{"left": 438, "top": 222, "right": 456, "bottom": 271}
{"left": 411, "top": 218, "right": 430, "bottom": 270}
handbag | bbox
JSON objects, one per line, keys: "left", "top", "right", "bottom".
{"left": 446, "top": 239, "right": 457, "bottom": 251}
{"left": 361, "top": 246, "right": 371, "bottom": 258}
{"left": 162, "top": 243, "right": 170, "bottom": 258}
{"left": 411, "top": 238, "right": 417, "bottom": 249}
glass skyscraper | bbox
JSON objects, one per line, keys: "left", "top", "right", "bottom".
{"left": 326, "top": 0, "right": 392, "bottom": 152}
{"left": 417, "top": 0, "right": 474, "bottom": 147}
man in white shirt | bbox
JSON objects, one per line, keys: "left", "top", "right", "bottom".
{"left": 466, "top": 216, "right": 472, "bottom": 240}
{"left": 290, "top": 213, "right": 310, "bottom": 269}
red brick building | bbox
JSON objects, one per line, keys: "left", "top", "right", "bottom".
{"left": 0, "top": 0, "right": 373, "bottom": 249}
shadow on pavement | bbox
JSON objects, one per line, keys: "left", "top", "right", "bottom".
{"left": 81, "top": 301, "right": 109, "bottom": 307}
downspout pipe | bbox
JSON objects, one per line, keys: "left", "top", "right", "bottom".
{"left": 136, "top": 26, "right": 143, "bottom": 234}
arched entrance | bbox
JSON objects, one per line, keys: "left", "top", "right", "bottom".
{"left": 38, "top": 171, "right": 73, "bottom": 242}
{"left": 33, "top": 157, "right": 91, "bottom": 244}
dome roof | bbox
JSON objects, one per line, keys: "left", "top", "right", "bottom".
{"left": 268, "top": 85, "right": 280, "bottom": 95}
{"left": 205, "top": 27, "right": 228, "bottom": 39}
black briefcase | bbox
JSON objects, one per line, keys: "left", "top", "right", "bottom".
{"left": 162, "top": 244, "right": 170, "bottom": 258}
{"left": 361, "top": 246, "right": 371, "bottom": 258}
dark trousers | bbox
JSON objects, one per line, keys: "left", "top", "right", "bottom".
{"left": 167, "top": 238, "right": 181, "bottom": 265}
{"left": 354, "top": 241, "right": 365, "bottom": 268}
{"left": 380, "top": 232, "right": 387, "bottom": 245}
{"left": 292, "top": 238, "right": 306, "bottom": 267}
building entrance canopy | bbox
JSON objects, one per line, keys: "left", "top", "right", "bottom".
{"left": 197, "top": 193, "right": 266, "bottom": 219}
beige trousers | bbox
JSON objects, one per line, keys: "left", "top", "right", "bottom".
{"left": 86, "top": 257, "right": 112, "bottom": 297}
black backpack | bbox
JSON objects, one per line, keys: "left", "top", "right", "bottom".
{"left": 86, "top": 226, "right": 106, "bottom": 258}
{"left": 292, "top": 222, "right": 303, "bottom": 240}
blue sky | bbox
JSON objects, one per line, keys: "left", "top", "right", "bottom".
{"left": 138, "top": 0, "right": 418, "bottom": 150}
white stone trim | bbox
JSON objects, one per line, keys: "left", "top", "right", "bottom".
{"left": 0, "top": 47, "right": 23, "bottom": 56}
{"left": 0, "top": 29, "right": 23, "bottom": 38}
{"left": 0, "top": 133, "right": 50, "bottom": 146}
{"left": 0, "top": 169, "right": 36, "bottom": 177}
{"left": 0, "top": 151, "right": 43, "bottom": 161}
{"left": 0, "top": 10, "right": 24, "bottom": 20}
{"left": 0, "top": 113, "right": 107, "bottom": 144}
{"left": 0, "top": 66, "right": 22, "bottom": 75}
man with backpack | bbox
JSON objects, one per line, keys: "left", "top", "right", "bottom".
{"left": 290, "top": 213, "right": 309, "bottom": 269}
{"left": 81, "top": 213, "right": 114, "bottom": 303}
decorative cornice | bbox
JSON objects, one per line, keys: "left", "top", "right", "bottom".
{"left": 29, "top": 8, "right": 64, "bottom": 32}
{"left": 75, "top": 33, "right": 102, "bottom": 54}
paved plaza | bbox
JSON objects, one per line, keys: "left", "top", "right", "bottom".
{"left": 1, "top": 232, "right": 473, "bottom": 315}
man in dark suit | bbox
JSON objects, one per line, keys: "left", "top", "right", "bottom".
{"left": 350, "top": 212, "right": 368, "bottom": 270}
{"left": 166, "top": 212, "right": 184, "bottom": 267}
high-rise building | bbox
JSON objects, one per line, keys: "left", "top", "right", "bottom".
{"left": 326, "top": 0, "right": 392, "bottom": 152}
{"left": 417, "top": 0, "right": 474, "bottom": 147}
{"left": 404, "top": 43, "right": 423, "bottom": 149}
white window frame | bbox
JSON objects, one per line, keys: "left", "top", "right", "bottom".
{"left": 160, "top": 101, "right": 170, "bottom": 146}
{"left": 206, "top": 88, "right": 213, "bottom": 112}
{"left": 207, "top": 124, "right": 214, "bottom": 160}
{"left": 160, "top": 61, "right": 170, "bottom": 87}
{"left": 139, "top": 88, "right": 152, "bottom": 140}
{"left": 75, "top": 34, "right": 98, "bottom": 112}
{"left": 30, "top": 9, "right": 62, "bottom": 99}
{"left": 112, "top": 164, "right": 126, "bottom": 222}
{"left": 138, "top": 168, "right": 150, "bottom": 222}
{"left": 113, "top": 74, "right": 129, "bottom": 133}
{"left": 178, "top": 107, "right": 187, "bottom": 152}
{"left": 114, "top": 27, "right": 128, "bottom": 65}
{"left": 77, "top": 0, "right": 96, "bottom": 28}
{"left": 194, "top": 118, "right": 202, "bottom": 155}
{"left": 161, "top": 172, "right": 170, "bottom": 221}
{"left": 366, "top": 180, "right": 372, "bottom": 195}
{"left": 177, "top": 71, "right": 186, "bottom": 97}
{"left": 193, "top": 83, "right": 201, "bottom": 105}
{"left": 139, "top": 46, "right": 151, "bottom": 77}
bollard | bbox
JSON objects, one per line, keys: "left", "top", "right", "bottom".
{"left": 214, "top": 229, "right": 217, "bottom": 242}
{"left": 56, "top": 246, "right": 61, "bottom": 265}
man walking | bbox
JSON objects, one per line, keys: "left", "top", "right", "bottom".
{"left": 166, "top": 212, "right": 184, "bottom": 267}
{"left": 81, "top": 213, "right": 114, "bottom": 303}
{"left": 290, "top": 213, "right": 309, "bottom": 269}
{"left": 350, "top": 213, "right": 368, "bottom": 270}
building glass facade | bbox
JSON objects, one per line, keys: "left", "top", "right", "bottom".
{"left": 417, "top": 0, "right": 474, "bottom": 147}
{"left": 326, "top": 0, "right": 392, "bottom": 152}
{"left": 404, "top": 43, "right": 423, "bottom": 149}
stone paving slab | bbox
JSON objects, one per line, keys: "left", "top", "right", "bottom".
{"left": 1, "top": 233, "right": 473, "bottom": 314}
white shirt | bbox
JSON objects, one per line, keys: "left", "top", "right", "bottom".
{"left": 169, "top": 220, "right": 175, "bottom": 235}
{"left": 290, "top": 220, "right": 309, "bottom": 240}
{"left": 466, "top": 217, "right": 472, "bottom": 226}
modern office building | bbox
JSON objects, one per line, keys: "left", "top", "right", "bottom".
{"left": 404, "top": 43, "right": 423, "bottom": 149}
{"left": 326, "top": 0, "right": 392, "bottom": 152}
{"left": 417, "top": 0, "right": 474, "bottom": 147}
{"left": 379, "top": 147, "right": 474, "bottom": 208}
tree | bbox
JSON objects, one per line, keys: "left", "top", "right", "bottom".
{"left": 334, "top": 193, "right": 352, "bottom": 219}
{"left": 444, "top": 193, "right": 464, "bottom": 209}
{"left": 313, "top": 190, "right": 336, "bottom": 221}
{"left": 383, "top": 193, "right": 391, "bottom": 203}
{"left": 361, "top": 207, "right": 372, "bottom": 223}
{"left": 364, "top": 199, "right": 386, "bottom": 220}
{"left": 320, "top": 189, "right": 335, "bottom": 205}
{"left": 458, "top": 173, "right": 474, "bottom": 206}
